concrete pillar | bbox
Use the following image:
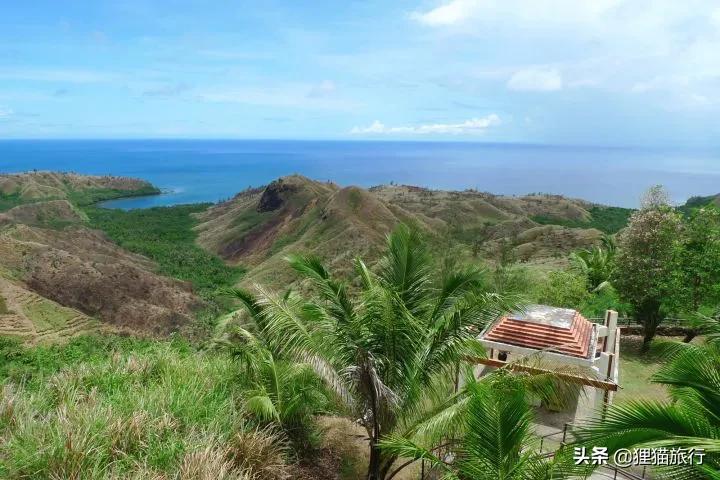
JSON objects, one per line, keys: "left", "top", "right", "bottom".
{"left": 604, "top": 310, "right": 618, "bottom": 353}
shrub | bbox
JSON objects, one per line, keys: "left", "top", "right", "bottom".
{"left": 537, "top": 270, "right": 590, "bottom": 309}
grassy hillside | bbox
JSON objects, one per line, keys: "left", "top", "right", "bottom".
{"left": 0, "top": 174, "right": 216, "bottom": 340}
{"left": 0, "top": 335, "right": 259, "bottom": 478}
{"left": 0, "top": 172, "right": 159, "bottom": 212}
{"left": 196, "top": 177, "right": 610, "bottom": 288}
{"left": 0, "top": 335, "right": 376, "bottom": 480}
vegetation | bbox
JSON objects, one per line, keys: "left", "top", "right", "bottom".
{"left": 67, "top": 185, "right": 160, "bottom": 206}
{"left": 536, "top": 270, "right": 590, "bottom": 309}
{"left": 575, "top": 331, "right": 720, "bottom": 478}
{"left": 674, "top": 207, "right": 720, "bottom": 341}
{"left": 532, "top": 205, "right": 633, "bottom": 234}
{"left": 380, "top": 373, "right": 572, "bottom": 479}
{"left": 682, "top": 193, "right": 720, "bottom": 212}
{"left": 613, "top": 200, "right": 684, "bottom": 350}
{"left": 230, "top": 225, "right": 513, "bottom": 479}
{"left": 0, "top": 184, "right": 159, "bottom": 212}
{"left": 0, "top": 192, "right": 24, "bottom": 212}
{"left": 4, "top": 173, "right": 720, "bottom": 478}
{"left": 614, "top": 336, "right": 669, "bottom": 403}
{"left": 613, "top": 188, "right": 720, "bottom": 350}
{"left": 85, "top": 205, "right": 244, "bottom": 296}
{"left": 0, "top": 334, "right": 298, "bottom": 479}
{"left": 213, "top": 310, "right": 329, "bottom": 449}
{"left": 570, "top": 235, "right": 616, "bottom": 292}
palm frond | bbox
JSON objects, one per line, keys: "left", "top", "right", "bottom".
{"left": 575, "top": 400, "right": 715, "bottom": 451}
{"left": 651, "top": 343, "right": 720, "bottom": 422}
{"left": 286, "top": 254, "right": 357, "bottom": 327}
{"left": 244, "top": 393, "right": 280, "bottom": 422}
{"left": 224, "top": 287, "right": 264, "bottom": 324}
{"left": 376, "top": 224, "right": 432, "bottom": 317}
{"left": 379, "top": 435, "right": 457, "bottom": 479}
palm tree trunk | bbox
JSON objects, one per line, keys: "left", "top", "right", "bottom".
{"left": 367, "top": 443, "right": 382, "bottom": 480}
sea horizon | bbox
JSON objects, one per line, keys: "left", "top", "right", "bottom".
{"left": 1, "top": 139, "right": 719, "bottom": 209}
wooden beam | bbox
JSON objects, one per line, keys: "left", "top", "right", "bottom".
{"left": 468, "top": 357, "right": 619, "bottom": 392}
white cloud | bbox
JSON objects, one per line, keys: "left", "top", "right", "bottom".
{"left": 507, "top": 68, "right": 563, "bottom": 91}
{"left": 0, "top": 107, "right": 13, "bottom": 118}
{"left": 411, "top": 0, "right": 622, "bottom": 27}
{"left": 412, "top": 0, "right": 720, "bottom": 107}
{"left": 350, "top": 115, "right": 500, "bottom": 135}
{"left": 410, "top": 0, "right": 481, "bottom": 26}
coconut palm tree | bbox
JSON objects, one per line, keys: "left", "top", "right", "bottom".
{"left": 214, "top": 313, "right": 328, "bottom": 448}
{"left": 379, "top": 372, "right": 571, "bottom": 480}
{"left": 574, "top": 338, "right": 720, "bottom": 478}
{"left": 570, "top": 235, "right": 616, "bottom": 292}
{"left": 229, "top": 225, "right": 514, "bottom": 480}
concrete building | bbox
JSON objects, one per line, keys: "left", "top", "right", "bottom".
{"left": 475, "top": 304, "right": 620, "bottom": 424}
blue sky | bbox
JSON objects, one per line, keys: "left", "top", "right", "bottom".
{"left": 1, "top": 0, "right": 719, "bottom": 144}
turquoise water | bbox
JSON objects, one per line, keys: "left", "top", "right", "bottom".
{"left": 1, "top": 140, "right": 719, "bottom": 208}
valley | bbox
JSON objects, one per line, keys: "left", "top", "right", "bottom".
{"left": 1, "top": 171, "right": 629, "bottom": 343}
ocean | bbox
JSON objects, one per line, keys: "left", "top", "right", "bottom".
{"left": 1, "top": 139, "right": 719, "bottom": 209}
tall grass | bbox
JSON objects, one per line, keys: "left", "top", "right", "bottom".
{"left": 0, "top": 335, "right": 294, "bottom": 479}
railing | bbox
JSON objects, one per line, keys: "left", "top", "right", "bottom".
{"left": 589, "top": 317, "right": 686, "bottom": 328}
{"left": 537, "top": 423, "right": 649, "bottom": 480}
{"left": 538, "top": 423, "right": 571, "bottom": 453}
{"left": 596, "top": 464, "right": 648, "bottom": 480}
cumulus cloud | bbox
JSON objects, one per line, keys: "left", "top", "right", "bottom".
{"left": 507, "top": 68, "right": 563, "bottom": 91}
{"left": 350, "top": 115, "right": 500, "bottom": 135}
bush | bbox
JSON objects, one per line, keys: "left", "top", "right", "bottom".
{"left": 579, "top": 287, "right": 630, "bottom": 318}
{"left": 537, "top": 270, "right": 590, "bottom": 309}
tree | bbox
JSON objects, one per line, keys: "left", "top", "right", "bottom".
{"left": 214, "top": 302, "right": 329, "bottom": 449}
{"left": 537, "top": 270, "right": 590, "bottom": 310}
{"left": 675, "top": 207, "right": 720, "bottom": 342}
{"left": 380, "top": 372, "right": 573, "bottom": 480}
{"left": 613, "top": 195, "right": 682, "bottom": 351}
{"left": 230, "top": 225, "right": 512, "bottom": 479}
{"left": 574, "top": 337, "right": 720, "bottom": 478}
{"left": 641, "top": 184, "right": 672, "bottom": 210}
{"left": 570, "top": 235, "right": 616, "bottom": 293}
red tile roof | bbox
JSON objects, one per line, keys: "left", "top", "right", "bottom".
{"left": 481, "top": 305, "right": 595, "bottom": 359}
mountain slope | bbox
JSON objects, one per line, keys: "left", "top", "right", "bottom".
{"left": 196, "top": 175, "right": 424, "bottom": 286}
{"left": 0, "top": 276, "right": 103, "bottom": 343}
{"left": 0, "top": 171, "right": 159, "bottom": 210}
{"left": 0, "top": 173, "right": 201, "bottom": 341}
{"left": 196, "top": 176, "right": 605, "bottom": 288}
